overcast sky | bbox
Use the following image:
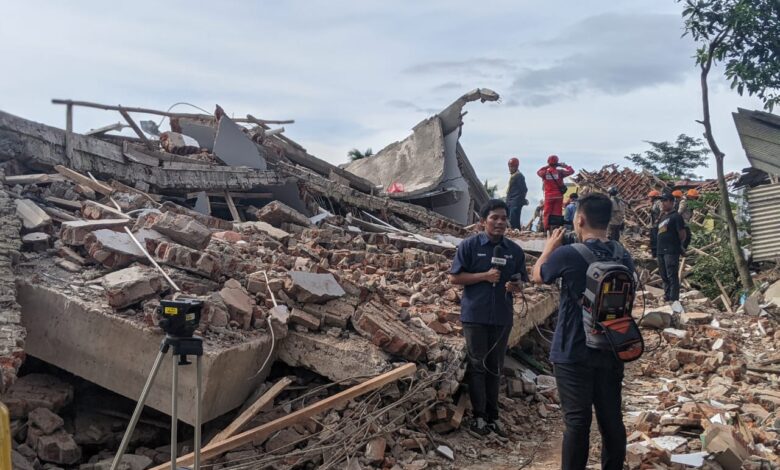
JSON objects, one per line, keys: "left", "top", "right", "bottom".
{"left": 0, "top": 1, "right": 767, "bottom": 205}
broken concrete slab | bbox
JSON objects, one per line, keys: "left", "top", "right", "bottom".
{"left": 220, "top": 279, "right": 254, "bottom": 329}
{"left": 160, "top": 201, "right": 233, "bottom": 231}
{"left": 84, "top": 229, "right": 144, "bottom": 269}
{"left": 764, "top": 280, "right": 780, "bottom": 307}
{"left": 101, "top": 265, "right": 166, "bottom": 309}
{"left": 177, "top": 117, "right": 217, "bottom": 152}
{"left": 60, "top": 219, "right": 131, "bottom": 246}
{"left": 15, "top": 199, "right": 51, "bottom": 231}
{"left": 152, "top": 240, "right": 223, "bottom": 280}
{"left": 299, "top": 299, "right": 355, "bottom": 328}
{"left": 236, "top": 221, "right": 291, "bottom": 241}
{"left": 147, "top": 211, "right": 212, "bottom": 250}
{"left": 286, "top": 271, "right": 345, "bottom": 303}
{"left": 680, "top": 311, "right": 713, "bottom": 325}
{"left": 277, "top": 330, "right": 391, "bottom": 384}
{"left": 255, "top": 201, "right": 311, "bottom": 228}
{"left": 214, "top": 115, "right": 267, "bottom": 170}
{"left": 17, "top": 281, "right": 275, "bottom": 425}
{"left": 21, "top": 232, "right": 51, "bottom": 252}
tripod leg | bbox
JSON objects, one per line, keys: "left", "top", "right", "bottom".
{"left": 110, "top": 349, "right": 166, "bottom": 470}
{"left": 171, "top": 354, "right": 178, "bottom": 470}
{"left": 194, "top": 355, "right": 202, "bottom": 470}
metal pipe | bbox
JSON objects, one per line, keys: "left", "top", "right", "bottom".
{"left": 170, "top": 354, "right": 178, "bottom": 470}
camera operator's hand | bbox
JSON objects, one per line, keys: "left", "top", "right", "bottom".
{"left": 505, "top": 281, "right": 523, "bottom": 293}
{"left": 543, "top": 227, "right": 566, "bottom": 253}
{"left": 483, "top": 268, "right": 501, "bottom": 284}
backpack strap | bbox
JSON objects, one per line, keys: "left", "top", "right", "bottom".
{"left": 610, "top": 242, "right": 624, "bottom": 262}
{"left": 571, "top": 243, "right": 597, "bottom": 264}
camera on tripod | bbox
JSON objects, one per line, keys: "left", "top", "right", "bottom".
{"left": 157, "top": 298, "right": 203, "bottom": 337}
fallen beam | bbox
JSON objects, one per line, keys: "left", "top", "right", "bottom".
{"left": 54, "top": 165, "right": 114, "bottom": 195}
{"left": 208, "top": 376, "right": 293, "bottom": 444}
{"left": 151, "top": 363, "right": 417, "bottom": 469}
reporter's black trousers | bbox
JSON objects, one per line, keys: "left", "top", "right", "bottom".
{"left": 462, "top": 323, "right": 510, "bottom": 421}
{"left": 554, "top": 352, "right": 626, "bottom": 470}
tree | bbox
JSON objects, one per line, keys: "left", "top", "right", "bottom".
{"left": 483, "top": 179, "right": 498, "bottom": 198}
{"left": 679, "top": 0, "right": 780, "bottom": 292}
{"left": 347, "top": 148, "right": 374, "bottom": 161}
{"left": 626, "top": 134, "right": 710, "bottom": 179}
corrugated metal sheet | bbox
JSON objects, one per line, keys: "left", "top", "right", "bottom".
{"left": 733, "top": 108, "right": 780, "bottom": 177}
{"left": 747, "top": 182, "right": 780, "bottom": 262}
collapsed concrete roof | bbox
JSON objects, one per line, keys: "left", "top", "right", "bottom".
{"left": 733, "top": 108, "right": 780, "bottom": 178}
{"left": 343, "top": 89, "right": 498, "bottom": 225}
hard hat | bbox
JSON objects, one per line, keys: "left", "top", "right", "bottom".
{"left": 672, "top": 190, "right": 683, "bottom": 198}
{"left": 608, "top": 186, "right": 618, "bottom": 196}
{"left": 686, "top": 188, "right": 700, "bottom": 199}
{"left": 508, "top": 157, "right": 519, "bottom": 167}
{"left": 547, "top": 155, "right": 559, "bottom": 165}
{"left": 648, "top": 190, "right": 661, "bottom": 198}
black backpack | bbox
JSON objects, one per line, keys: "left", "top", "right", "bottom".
{"left": 571, "top": 243, "right": 644, "bottom": 362}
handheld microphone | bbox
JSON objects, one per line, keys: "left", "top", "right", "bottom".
{"left": 491, "top": 245, "right": 506, "bottom": 287}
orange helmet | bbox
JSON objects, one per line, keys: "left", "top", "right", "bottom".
{"left": 686, "top": 188, "right": 700, "bottom": 199}
{"left": 672, "top": 190, "right": 683, "bottom": 198}
{"left": 648, "top": 190, "right": 661, "bottom": 198}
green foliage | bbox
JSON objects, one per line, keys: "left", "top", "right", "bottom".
{"left": 347, "top": 148, "right": 374, "bottom": 161}
{"left": 679, "top": 0, "right": 780, "bottom": 111}
{"left": 688, "top": 223, "right": 740, "bottom": 300}
{"left": 483, "top": 179, "right": 498, "bottom": 198}
{"left": 625, "top": 134, "right": 710, "bottom": 179}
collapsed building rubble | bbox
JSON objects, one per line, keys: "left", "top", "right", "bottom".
{"left": 0, "top": 102, "right": 559, "bottom": 469}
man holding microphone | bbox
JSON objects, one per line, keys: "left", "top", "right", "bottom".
{"left": 449, "top": 199, "right": 529, "bottom": 436}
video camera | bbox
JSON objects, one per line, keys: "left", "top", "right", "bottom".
{"left": 156, "top": 298, "right": 203, "bottom": 337}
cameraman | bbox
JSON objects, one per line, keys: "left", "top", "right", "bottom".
{"left": 449, "top": 199, "right": 528, "bottom": 436}
{"left": 531, "top": 193, "right": 635, "bottom": 470}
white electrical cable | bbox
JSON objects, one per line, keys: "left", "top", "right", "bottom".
{"left": 250, "top": 271, "right": 277, "bottom": 379}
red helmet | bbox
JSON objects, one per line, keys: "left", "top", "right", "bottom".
{"left": 508, "top": 157, "right": 519, "bottom": 167}
{"left": 547, "top": 155, "right": 559, "bottom": 165}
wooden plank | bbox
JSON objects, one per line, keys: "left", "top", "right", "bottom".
{"left": 151, "top": 363, "right": 416, "bottom": 470}
{"left": 41, "top": 206, "right": 79, "bottom": 222}
{"left": 44, "top": 196, "right": 82, "bottom": 210}
{"left": 54, "top": 165, "right": 113, "bottom": 196}
{"left": 119, "top": 108, "right": 154, "bottom": 150}
{"left": 65, "top": 103, "right": 73, "bottom": 160}
{"left": 449, "top": 392, "right": 469, "bottom": 429}
{"left": 715, "top": 279, "right": 733, "bottom": 313}
{"left": 186, "top": 191, "right": 274, "bottom": 200}
{"left": 209, "top": 377, "right": 292, "bottom": 445}
{"left": 85, "top": 122, "right": 126, "bottom": 136}
{"left": 224, "top": 190, "right": 242, "bottom": 222}
{"left": 2, "top": 174, "right": 66, "bottom": 185}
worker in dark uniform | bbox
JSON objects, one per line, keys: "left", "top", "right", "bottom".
{"left": 450, "top": 199, "right": 528, "bottom": 437}
{"left": 656, "top": 192, "right": 687, "bottom": 302}
{"left": 506, "top": 157, "right": 528, "bottom": 230}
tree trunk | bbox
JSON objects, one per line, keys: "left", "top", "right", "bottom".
{"left": 699, "top": 53, "right": 754, "bottom": 292}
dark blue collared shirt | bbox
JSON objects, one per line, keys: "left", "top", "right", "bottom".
{"left": 450, "top": 233, "right": 529, "bottom": 326}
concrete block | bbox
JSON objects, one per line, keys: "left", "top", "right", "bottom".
{"left": 101, "top": 265, "right": 165, "bottom": 309}
{"left": 670, "top": 348, "right": 711, "bottom": 365}
{"left": 15, "top": 199, "right": 51, "bottom": 231}
{"left": 300, "top": 299, "right": 355, "bottom": 328}
{"left": 18, "top": 282, "right": 275, "bottom": 425}
{"left": 28, "top": 407, "right": 64, "bottom": 434}
{"left": 680, "top": 311, "right": 713, "bottom": 325}
{"left": 286, "top": 271, "right": 345, "bottom": 303}
{"left": 214, "top": 115, "right": 267, "bottom": 170}
{"left": 219, "top": 279, "right": 254, "bottom": 329}
{"left": 160, "top": 201, "right": 233, "bottom": 231}
{"left": 255, "top": 201, "right": 311, "bottom": 228}
{"left": 351, "top": 301, "right": 428, "bottom": 361}
{"left": 236, "top": 221, "right": 291, "bottom": 241}
{"left": 277, "top": 330, "right": 391, "bottom": 384}
{"left": 60, "top": 219, "right": 131, "bottom": 246}
{"left": 153, "top": 241, "right": 222, "bottom": 280}
{"left": 146, "top": 211, "right": 212, "bottom": 250}
{"left": 21, "top": 232, "right": 51, "bottom": 252}
{"left": 35, "top": 430, "right": 81, "bottom": 465}
{"left": 84, "top": 229, "right": 144, "bottom": 269}
{"left": 290, "top": 308, "right": 320, "bottom": 330}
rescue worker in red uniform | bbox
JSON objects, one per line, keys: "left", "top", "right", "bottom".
{"left": 536, "top": 155, "right": 574, "bottom": 230}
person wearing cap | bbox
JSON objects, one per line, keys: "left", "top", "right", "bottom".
{"left": 537, "top": 155, "right": 574, "bottom": 231}
{"left": 563, "top": 193, "right": 578, "bottom": 230}
{"left": 679, "top": 189, "right": 699, "bottom": 223}
{"left": 656, "top": 192, "right": 687, "bottom": 302}
{"left": 506, "top": 157, "right": 528, "bottom": 230}
{"left": 607, "top": 186, "right": 626, "bottom": 242}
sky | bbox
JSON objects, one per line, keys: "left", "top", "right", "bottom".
{"left": 0, "top": 1, "right": 768, "bottom": 208}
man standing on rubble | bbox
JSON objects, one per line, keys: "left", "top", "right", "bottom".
{"left": 506, "top": 157, "right": 528, "bottom": 230}
{"left": 537, "top": 155, "right": 574, "bottom": 231}
{"left": 656, "top": 192, "right": 687, "bottom": 302}
{"left": 607, "top": 186, "right": 626, "bottom": 241}
{"left": 531, "top": 193, "right": 635, "bottom": 470}
{"left": 449, "top": 199, "right": 528, "bottom": 437}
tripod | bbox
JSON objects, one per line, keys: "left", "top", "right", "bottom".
{"left": 111, "top": 335, "right": 203, "bottom": 470}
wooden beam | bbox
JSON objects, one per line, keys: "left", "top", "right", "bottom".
{"left": 208, "top": 377, "right": 292, "bottom": 445}
{"left": 52, "top": 99, "right": 205, "bottom": 119}
{"left": 85, "top": 122, "right": 126, "bottom": 136}
{"left": 245, "top": 114, "right": 295, "bottom": 126}
{"left": 151, "top": 363, "right": 416, "bottom": 470}
{"left": 65, "top": 103, "right": 73, "bottom": 160}
{"left": 119, "top": 108, "right": 154, "bottom": 150}
{"left": 2, "top": 174, "right": 66, "bottom": 185}
{"left": 223, "top": 190, "right": 242, "bottom": 222}
{"left": 715, "top": 279, "right": 733, "bottom": 313}
{"left": 54, "top": 165, "right": 113, "bottom": 196}
{"left": 186, "top": 191, "right": 273, "bottom": 200}
{"left": 40, "top": 205, "right": 79, "bottom": 222}
{"left": 44, "top": 196, "right": 82, "bottom": 210}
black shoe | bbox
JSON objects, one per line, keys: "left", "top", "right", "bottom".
{"left": 487, "top": 420, "right": 508, "bottom": 438}
{"left": 470, "top": 417, "right": 490, "bottom": 436}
